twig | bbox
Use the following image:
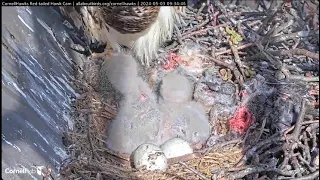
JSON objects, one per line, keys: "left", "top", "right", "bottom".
{"left": 87, "top": 115, "right": 98, "bottom": 160}
{"left": 253, "top": 115, "right": 268, "bottom": 144}
{"left": 302, "top": 131, "right": 312, "bottom": 161}
{"left": 263, "top": 31, "right": 313, "bottom": 44}
{"left": 227, "top": 166, "right": 297, "bottom": 179}
{"left": 167, "top": 153, "right": 201, "bottom": 164}
{"left": 208, "top": 57, "right": 243, "bottom": 86}
{"left": 292, "top": 38, "right": 301, "bottom": 49}
{"left": 281, "top": 65, "right": 319, "bottom": 82}
{"left": 182, "top": 17, "right": 210, "bottom": 36}
{"left": 208, "top": 57, "right": 236, "bottom": 71}
{"left": 96, "top": 172, "right": 101, "bottom": 180}
{"left": 215, "top": 43, "right": 254, "bottom": 56}
{"left": 214, "top": 0, "right": 237, "bottom": 25}
{"left": 284, "top": 120, "right": 320, "bottom": 136}
{"left": 292, "top": 99, "right": 307, "bottom": 139}
{"left": 270, "top": 19, "right": 295, "bottom": 37}
{"left": 268, "top": 48, "right": 319, "bottom": 60}
{"left": 181, "top": 22, "right": 230, "bottom": 39}
{"left": 196, "top": 2, "right": 206, "bottom": 17}
{"left": 174, "top": 25, "right": 183, "bottom": 45}
{"left": 179, "top": 162, "right": 209, "bottom": 180}
{"left": 241, "top": 22, "right": 283, "bottom": 69}
{"left": 257, "top": 4, "right": 282, "bottom": 35}
{"left": 259, "top": 146, "right": 283, "bottom": 161}
{"left": 198, "top": 18, "right": 210, "bottom": 29}
{"left": 254, "top": 40, "right": 282, "bottom": 69}
{"left": 293, "top": 170, "right": 319, "bottom": 180}
{"left": 236, "top": 133, "right": 283, "bottom": 167}
{"left": 296, "top": 153, "right": 316, "bottom": 172}
{"left": 228, "top": 40, "right": 246, "bottom": 84}
{"left": 292, "top": 155, "right": 302, "bottom": 177}
{"left": 74, "top": 170, "right": 90, "bottom": 180}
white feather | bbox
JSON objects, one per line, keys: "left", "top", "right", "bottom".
{"left": 132, "top": 7, "right": 176, "bottom": 66}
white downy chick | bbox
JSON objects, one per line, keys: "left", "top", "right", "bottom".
{"left": 160, "top": 72, "right": 210, "bottom": 145}
{"left": 160, "top": 101, "right": 211, "bottom": 145}
{"left": 106, "top": 76, "right": 165, "bottom": 154}
{"left": 160, "top": 71, "right": 193, "bottom": 104}
{"left": 103, "top": 52, "right": 140, "bottom": 95}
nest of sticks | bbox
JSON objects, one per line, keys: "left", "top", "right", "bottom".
{"left": 60, "top": 0, "right": 319, "bottom": 179}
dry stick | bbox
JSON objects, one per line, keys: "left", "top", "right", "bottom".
{"left": 242, "top": 21, "right": 283, "bottom": 69}
{"left": 174, "top": 25, "right": 183, "bottom": 45}
{"left": 208, "top": 57, "right": 237, "bottom": 71}
{"left": 282, "top": 99, "right": 307, "bottom": 153}
{"left": 268, "top": 48, "right": 319, "bottom": 61}
{"left": 87, "top": 115, "right": 99, "bottom": 160}
{"left": 74, "top": 170, "right": 91, "bottom": 180}
{"left": 279, "top": 145, "right": 290, "bottom": 170}
{"left": 215, "top": 43, "right": 254, "bottom": 56}
{"left": 264, "top": 21, "right": 281, "bottom": 38}
{"left": 167, "top": 153, "right": 201, "bottom": 164}
{"left": 96, "top": 172, "right": 101, "bottom": 180}
{"left": 253, "top": 115, "right": 268, "bottom": 144}
{"left": 263, "top": 31, "right": 313, "bottom": 44}
{"left": 296, "top": 153, "right": 317, "bottom": 172}
{"left": 214, "top": 0, "right": 237, "bottom": 25}
{"left": 284, "top": 120, "right": 320, "bottom": 138}
{"left": 208, "top": 57, "right": 243, "bottom": 86}
{"left": 287, "top": 76, "right": 319, "bottom": 82}
{"left": 198, "top": 18, "right": 211, "bottom": 29}
{"left": 182, "top": 17, "right": 210, "bottom": 36}
{"left": 254, "top": 39, "right": 282, "bottom": 69}
{"left": 293, "top": 170, "right": 319, "bottom": 180}
{"left": 257, "top": 3, "right": 282, "bottom": 35}
{"left": 271, "top": 19, "right": 295, "bottom": 37}
{"left": 196, "top": 2, "right": 206, "bottom": 17}
{"left": 181, "top": 22, "right": 230, "bottom": 39}
{"left": 292, "top": 38, "right": 301, "bottom": 49}
{"left": 281, "top": 64, "right": 319, "bottom": 82}
{"left": 215, "top": 26, "right": 312, "bottom": 59}
{"left": 292, "top": 99, "right": 307, "bottom": 139}
{"left": 235, "top": 132, "right": 283, "bottom": 167}
{"left": 228, "top": 40, "right": 246, "bottom": 84}
{"left": 228, "top": 166, "right": 297, "bottom": 179}
{"left": 237, "top": 22, "right": 245, "bottom": 41}
{"left": 179, "top": 162, "right": 209, "bottom": 180}
{"left": 292, "top": 155, "right": 302, "bottom": 177}
{"left": 259, "top": 146, "right": 283, "bottom": 161}
{"left": 302, "top": 131, "right": 312, "bottom": 161}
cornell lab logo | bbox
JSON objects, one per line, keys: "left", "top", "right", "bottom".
{"left": 4, "top": 165, "right": 45, "bottom": 176}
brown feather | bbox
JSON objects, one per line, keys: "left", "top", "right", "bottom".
{"left": 100, "top": 6, "right": 161, "bottom": 34}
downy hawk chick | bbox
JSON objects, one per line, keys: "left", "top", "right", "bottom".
{"left": 60, "top": 6, "right": 185, "bottom": 66}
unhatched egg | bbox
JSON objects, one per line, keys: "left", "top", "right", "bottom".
{"left": 160, "top": 138, "right": 193, "bottom": 158}
{"left": 133, "top": 143, "right": 168, "bottom": 171}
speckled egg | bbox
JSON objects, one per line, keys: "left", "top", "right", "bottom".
{"left": 133, "top": 143, "right": 168, "bottom": 171}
